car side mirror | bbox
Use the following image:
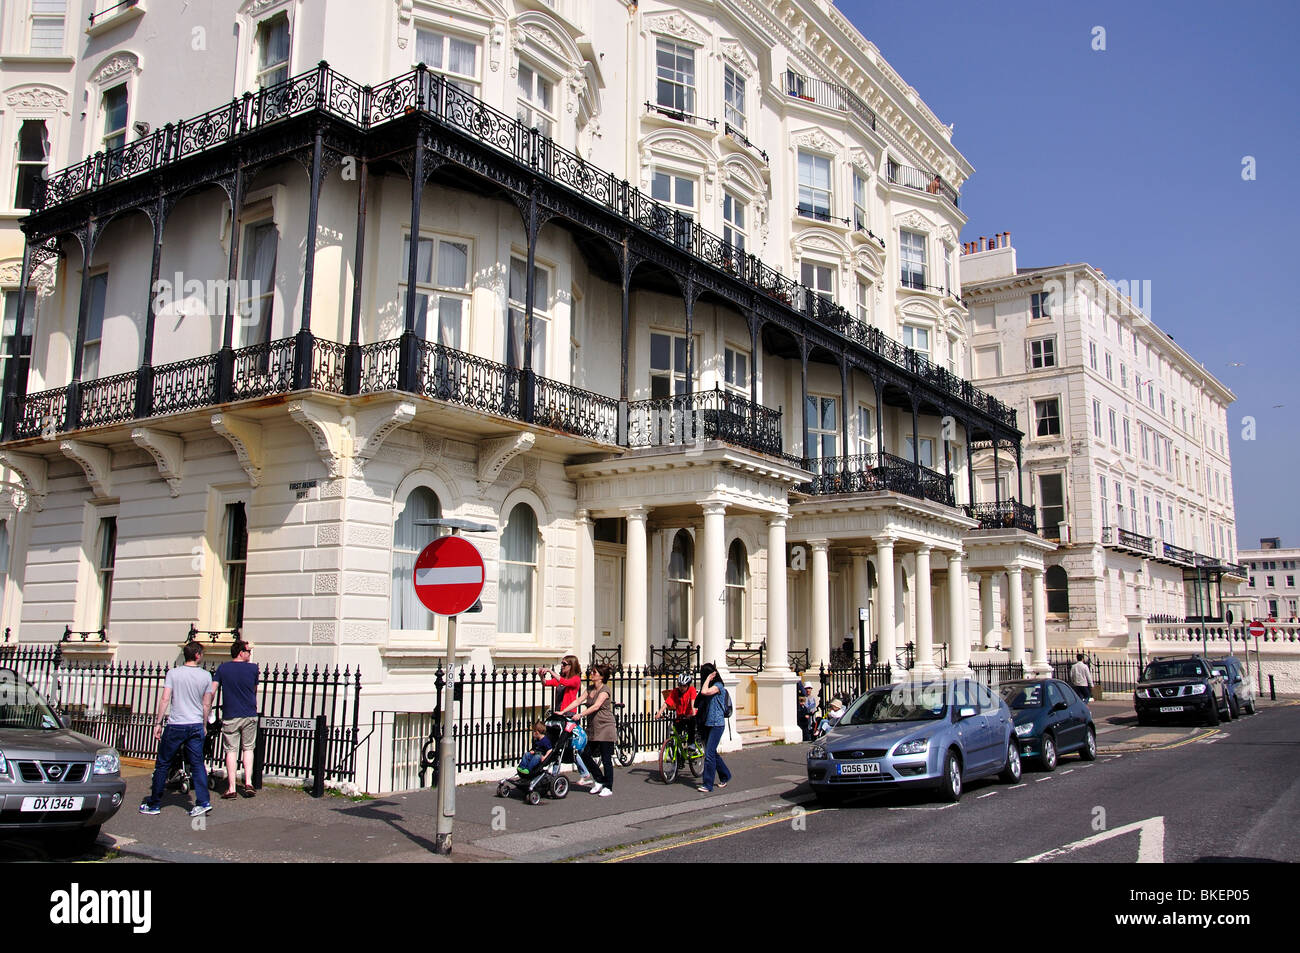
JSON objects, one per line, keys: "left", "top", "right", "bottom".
{"left": 958, "top": 706, "right": 977, "bottom": 719}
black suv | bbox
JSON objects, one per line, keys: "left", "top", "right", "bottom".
{"left": 1134, "top": 655, "right": 1232, "bottom": 726}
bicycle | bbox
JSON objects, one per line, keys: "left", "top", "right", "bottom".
{"left": 657, "top": 714, "right": 704, "bottom": 783}
{"left": 613, "top": 702, "right": 637, "bottom": 766}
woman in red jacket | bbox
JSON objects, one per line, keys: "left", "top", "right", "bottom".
{"left": 539, "top": 655, "right": 593, "bottom": 786}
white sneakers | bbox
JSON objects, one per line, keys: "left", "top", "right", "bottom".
{"left": 589, "top": 783, "right": 603, "bottom": 794}
{"left": 598, "top": 788, "right": 613, "bottom": 797}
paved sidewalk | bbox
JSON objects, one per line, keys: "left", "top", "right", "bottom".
{"left": 85, "top": 695, "right": 1289, "bottom": 864}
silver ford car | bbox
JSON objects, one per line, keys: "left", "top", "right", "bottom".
{"left": 0, "top": 668, "right": 126, "bottom": 848}
{"left": 806, "top": 679, "right": 1021, "bottom": 804}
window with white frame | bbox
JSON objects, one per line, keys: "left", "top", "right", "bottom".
{"left": 797, "top": 151, "right": 832, "bottom": 221}
{"left": 667, "top": 530, "right": 693, "bottom": 643}
{"left": 943, "top": 244, "right": 954, "bottom": 294}
{"left": 1128, "top": 488, "right": 1137, "bottom": 532}
{"left": 101, "top": 84, "right": 128, "bottom": 152}
{"left": 506, "top": 256, "right": 550, "bottom": 374}
{"left": 1109, "top": 408, "right": 1117, "bottom": 445}
{"left": 1114, "top": 480, "right": 1124, "bottom": 529}
{"left": 722, "top": 191, "right": 746, "bottom": 253}
{"left": 401, "top": 234, "right": 469, "bottom": 349}
{"left": 1120, "top": 363, "right": 1128, "bottom": 388}
{"left": 903, "top": 435, "right": 934, "bottom": 468}
{"left": 857, "top": 404, "right": 874, "bottom": 456}
{"left": 655, "top": 39, "right": 696, "bottom": 114}
{"left": 13, "top": 120, "right": 50, "bottom": 211}
{"left": 1, "top": 288, "right": 36, "bottom": 397}
{"left": 852, "top": 172, "right": 868, "bottom": 231}
{"left": 723, "top": 346, "right": 749, "bottom": 396}
{"left": 1039, "top": 474, "right": 1065, "bottom": 534}
{"left": 1029, "top": 337, "right": 1056, "bottom": 369}
{"left": 800, "top": 261, "right": 835, "bottom": 306}
{"left": 516, "top": 61, "right": 555, "bottom": 137}
{"left": 1105, "top": 352, "right": 1112, "bottom": 380}
{"left": 651, "top": 170, "right": 695, "bottom": 214}
{"left": 806, "top": 395, "right": 838, "bottom": 463}
{"left": 390, "top": 487, "right": 439, "bottom": 630}
{"left": 255, "top": 14, "right": 291, "bottom": 87}
{"left": 1144, "top": 495, "right": 1152, "bottom": 536}
{"left": 899, "top": 229, "right": 926, "bottom": 289}
{"left": 220, "top": 501, "right": 248, "bottom": 630}
{"left": 856, "top": 279, "right": 870, "bottom": 324}
{"left": 238, "top": 221, "right": 277, "bottom": 347}
{"left": 1031, "top": 291, "right": 1052, "bottom": 320}
{"left": 82, "top": 272, "right": 108, "bottom": 379}
{"left": 30, "top": 0, "right": 66, "bottom": 54}
{"left": 93, "top": 515, "right": 117, "bottom": 630}
{"left": 1123, "top": 417, "right": 1131, "bottom": 454}
{"left": 499, "top": 503, "right": 540, "bottom": 636}
{"left": 649, "top": 331, "right": 692, "bottom": 397}
{"left": 1141, "top": 425, "right": 1149, "bottom": 461}
{"left": 1092, "top": 399, "right": 1102, "bottom": 438}
{"left": 416, "top": 28, "right": 480, "bottom": 93}
{"left": 1099, "top": 476, "right": 1109, "bottom": 528}
{"left": 1034, "top": 398, "right": 1061, "bottom": 438}
{"left": 725, "top": 539, "right": 747, "bottom": 639}
{"left": 723, "top": 64, "right": 745, "bottom": 130}
{"left": 1089, "top": 340, "right": 1098, "bottom": 370}
{"left": 902, "top": 324, "right": 930, "bottom": 360}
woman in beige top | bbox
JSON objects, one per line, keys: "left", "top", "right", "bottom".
{"left": 569, "top": 664, "right": 617, "bottom": 797}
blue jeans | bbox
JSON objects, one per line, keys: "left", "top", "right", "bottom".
{"left": 146, "top": 723, "right": 209, "bottom": 808}
{"left": 701, "top": 724, "right": 730, "bottom": 790}
{"left": 519, "top": 752, "right": 543, "bottom": 772}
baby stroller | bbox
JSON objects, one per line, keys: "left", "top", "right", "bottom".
{"left": 495, "top": 711, "right": 580, "bottom": 805}
{"left": 165, "top": 714, "right": 223, "bottom": 795}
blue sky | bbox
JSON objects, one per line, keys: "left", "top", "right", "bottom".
{"left": 838, "top": 0, "right": 1300, "bottom": 550}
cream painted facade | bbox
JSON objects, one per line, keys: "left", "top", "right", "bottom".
{"left": 0, "top": 0, "right": 1053, "bottom": 754}
{"left": 1240, "top": 540, "right": 1300, "bottom": 622}
{"left": 961, "top": 236, "right": 1242, "bottom": 651}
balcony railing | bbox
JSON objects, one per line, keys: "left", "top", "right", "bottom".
{"left": 784, "top": 70, "right": 877, "bottom": 131}
{"left": 24, "top": 63, "right": 1011, "bottom": 433}
{"left": 887, "top": 160, "right": 960, "bottom": 208}
{"left": 964, "top": 500, "right": 1038, "bottom": 533}
{"left": 723, "top": 123, "right": 768, "bottom": 163}
{"left": 1162, "top": 542, "right": 1194, "bottom": 565}
{"left": 644, "top": 101, "right": 718, "bottom": 128}
{"left": 626, "top": 387, "right": 782, "bottom": 458}
{"left": 796, "top": 451, "right": 955, "bottom": 507}
{"left": 796, "top": 203, "right": 850, "bottom": 226}
{"left": 88, "top": 0, "right": 138, "bottom": 26}
{"left": 1101, "top": 526, "right": 1155, "bottom": 554}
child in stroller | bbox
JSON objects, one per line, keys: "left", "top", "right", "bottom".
{"left": 496, "top": 711, "right": 579, "bottom": 805}
{"left": 165, "top": 713, "right": 223, "bottom": 795}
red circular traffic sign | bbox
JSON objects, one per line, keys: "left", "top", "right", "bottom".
{"left": 1248, "top": 619, "right": 1266, "bottom": 638}
{"left": 414, "top": 536, "right": 485, "bottom": 616}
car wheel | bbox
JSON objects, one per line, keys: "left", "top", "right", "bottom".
{"left": 1205, "top": 696, "right": 1220, "bottom": 726}
{"left": 1080, "top": 725, "right": 1097, "bottom": 761}
{"left": 1227, "top": 694, "right": 1240, "bottom": 719}
{"left": 999, "top": 740, "right": 1022, "bottom": 783}
{"left": 1245, "top": 698, "right": 1257, "bottom": 715}
{"left": 1136, "top": 712, "right": 1151, "bottom": 727}
{"left": 940, "top": 749, "right": 962, "bottom": 803}
{"left": 1040, "top": 733, "right": 1058, "bottom": 771}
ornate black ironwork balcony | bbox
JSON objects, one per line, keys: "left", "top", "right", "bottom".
{"left": 23, "top": 62, "right": 1012, "bottom": 436}
{"left": 887, "top": 160, "right": 960, "bottom": 208}
{"left": 796, "top": 451, "right": 955, "bottom": 507}
{"left": 1162, "top": 542, "right": 1193, "bottom": 565}
{"left": 79, "top": 370, "right": 138, "bottom": 429}
{"left": 784, "top": 70, "right": 878, "bottom": 131}
{"left": 964, "top": 500, "right": 1038, "bottom": 533}
{"left": 627, "top": 387, "right": 783, "bottom": 457}
{"left": 533, "top": 375, "right": 619, "bottom": 444}
{"left": 1102, "top": 526, "right": 1154, "bottom": 554}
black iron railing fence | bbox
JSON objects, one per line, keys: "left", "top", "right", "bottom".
{"left": 784, "top": 70, "right": 879, "bottom": 132}
{"left": 626, "top": 387, "right": 783, "bottom": 457}
{"left": 887, "top": 159, "right": 960, "bottom": 208}
{"left": 1047, "top": 650, "right": 1141, "bottom": 694}
{"left": 0, "top": 642, "right": 361, "bottom": 782}
{"left": 797, "top": 451, "right": 955, "bottom": 507}
{"left": 24, "top": 61, "right": 1013, "bottom": 435}
{"left": 965, "top": 499, "right": 1038, "bottom": 533}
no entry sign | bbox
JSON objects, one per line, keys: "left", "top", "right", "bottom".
{"left": 414, "top": 535, "right": 486, "bottom": 616}
{"left": 1248, "top": 619, "right": 1266, "bottom": 638}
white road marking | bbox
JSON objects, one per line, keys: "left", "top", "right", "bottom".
{"left": 1007, "top": 783, "right": 1027, "bottom": 790}
{"left": 1059, "top": 769, "right": 1074, "bottom": 775}
{"left": 887, "top": 803, "right": 957, "bottom": 811}
{"left": 1035, "top": 777, "right": 1052, "bottom": 783}
{"left": 1017, "top": 816, "right": 1165, "bottom": 864}
{"left": 977, "top": 792, "right": 998, "bottom": 799}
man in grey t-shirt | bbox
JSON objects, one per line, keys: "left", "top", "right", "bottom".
{"left": 140, "top": 642, "right": 216, "bottom": 817}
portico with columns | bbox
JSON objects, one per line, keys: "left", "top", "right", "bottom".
{"left": 962, "top": 531, "right": 1058, "bottom": 676}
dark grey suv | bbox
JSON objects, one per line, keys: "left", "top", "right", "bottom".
{"left": 1134, "top": 655, "right": 1231, "bottom": 726}
{"left": 0, "top": 668, "right": 126, "bottom": 848}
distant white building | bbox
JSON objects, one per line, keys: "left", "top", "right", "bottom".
{"left": 1240, "top": 538, "right": 1300, "bottom": 621}
{"left": 961, "top": 234, "right": 1243, "bottom": 649}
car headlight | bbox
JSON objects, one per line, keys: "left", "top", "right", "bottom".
{"left": 0, "top": 749, "right": 8, "bottom": 779}
{"left": 1135, "top": 688, "right": 1150, "bottom": 699}
{"left": 1014, "top": 723, "right": 1035, "bottom": 737}
{"left": 93, "top": 749, "right": 120, "bottom": 776}
{"left": 893, "top": 739, "right": 929, "bottom": 756}
{"left": 1188, "top": 684, "right": 1206, "bottom": 695}
{"left": 808, "top": 743, "right": 827, "bottom": 760}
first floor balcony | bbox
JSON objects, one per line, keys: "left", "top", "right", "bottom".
{"left": 963, "top": 499, "right": 1038, "bottom": 534}
{"left": 795, "top": 451, "right": 956, "bottom": 508}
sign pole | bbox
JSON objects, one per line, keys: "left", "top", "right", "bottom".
{"left": 857, "top": 606, "right": 869, "bottom": 697}
{"left": 434, "top": 609, "right": 457, "bottom": 855}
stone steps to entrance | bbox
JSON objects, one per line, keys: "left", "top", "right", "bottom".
{"left": 735, "top": 715, "right": 774, "bottom": 747}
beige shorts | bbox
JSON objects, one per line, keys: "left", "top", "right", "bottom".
{"left": 221, "top": 716, "right": 258, "bottom": 753}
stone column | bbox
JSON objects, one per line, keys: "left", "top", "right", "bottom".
{"left": 914, "top": 546, "right": 937, "bottom": 677}
{"left": 945, "top": 549, "right": 971, "bottom": 675}
{"left": 574, "top": 509, "right": 596, "bottom": 663}
{"left": 850, "top": 549, "right": 870, "bottom": 657}
{"left": 875, "top": 535, "right": 896, "bottom": 666}
{"left": 1030, "top": 567, "right": 1051, "bottom": 676}
{"left": 622, "top": 506, "right": 649, "bottom": 667}
{"left": 755, "top": 514, "right": 800, "bottom": 741}
{"left": 979, "top": 572, "right": 996, "bottom": 649}
{"left": 700, "top": 501, "right": 727, "bottom": 666}
{"left": 1007, "top": 566, "right": 1026, "bottom": 667}
{"left": 809, "top": 539, "right": 831, "bottom": 667}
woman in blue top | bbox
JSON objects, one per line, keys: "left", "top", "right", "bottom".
{"left": 696, "top": 662, "right": 732, "bottom": 793}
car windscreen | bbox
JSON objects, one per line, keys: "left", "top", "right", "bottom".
{"left": 0, "top": 670, "right": 61, "bottom": 730}
{"left": 842, "top": 685, "right": 947, "bottom": 725}
{"left": 999, "top": 683, "right": 1042, "bottom": 709}
{"left": 1142, "top": 660, "right": 1205, "bottom": 681}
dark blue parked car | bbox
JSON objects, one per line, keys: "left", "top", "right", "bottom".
{"left": 997, "top": 679, "right": 1097, "bottom": 771}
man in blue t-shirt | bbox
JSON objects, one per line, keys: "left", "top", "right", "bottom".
{"left": 214, "top": 640, "right": 259, "bottom": 799}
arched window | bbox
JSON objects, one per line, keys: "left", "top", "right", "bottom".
{"left": 391, "top": 487, "right": 440, "bottom": 629}
{"left": 725, "top": 539, "right": 747, "bottom": 640}
{"left": 1046, "top": 565, "right": 1069, "bottom": 614}
{"left": 667, "top": 530, "right": 693, "bottom": 643}
{"left": 500, "top": 503, "right": 539, "bottom": 635}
